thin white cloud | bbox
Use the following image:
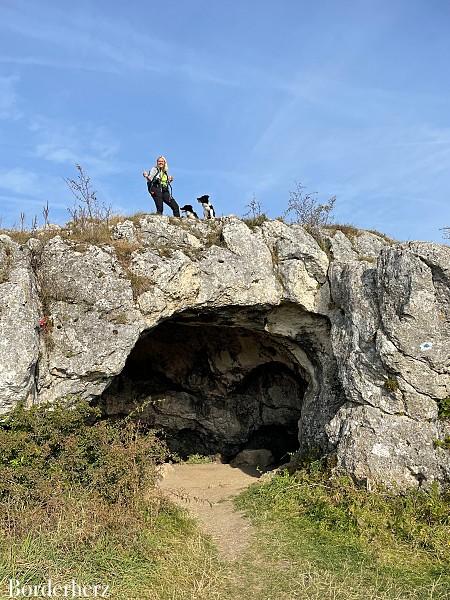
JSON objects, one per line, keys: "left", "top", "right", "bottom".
{"left": 0, "top": 55, "right": 120, "bottom": 74}
{"left": 0, "top": 74, "right": 22, "bottom": 119}
{"left": 0, "top": 1, "right": 299, "bottom": 91}
{"left": 0, "top": 3, "right": 240, "bottom": 87}
{"left": 0, "top": 167, "right": 40, "bottom": 195}
{"left": 248, "top": 68, "right": 450, "bottom": 200}
{"left": 34, "top": 145, "right": 78, "bottom": 164}
{"left": 0, "top": 168, "right": 66, "bottom": 205}
{"left": 29, "top": 116, "right": 123, "bottom": 177}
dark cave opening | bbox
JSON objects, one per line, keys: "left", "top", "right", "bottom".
{"left": 100, "top": 320, "right": 307, "bottom": 463}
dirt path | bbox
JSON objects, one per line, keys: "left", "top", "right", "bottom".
{"left": 159, "top": 463, "right": 260, "bottom": 559}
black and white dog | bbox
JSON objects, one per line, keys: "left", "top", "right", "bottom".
{"left": 197, "top": 195, "right": 215, "bottom": 219}
{"left": 180, "top": 204, "right": 199, "bottom": 219}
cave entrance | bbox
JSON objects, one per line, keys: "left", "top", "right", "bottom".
{"left": 101, "top": 319, "right": 307, "bottom": 463}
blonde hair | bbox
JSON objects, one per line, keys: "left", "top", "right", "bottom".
{"left": 156, "top": 155, "right": 169, "bottom": 172}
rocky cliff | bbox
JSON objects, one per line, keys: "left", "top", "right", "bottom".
{"left": 0, "top": 216, "right": 449, "bottom": 489}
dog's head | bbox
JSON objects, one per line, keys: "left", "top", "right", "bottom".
{"left": 180, "top": 204, "right": 194, "bottom": 212}
{"left": 197, "top": 195, "right": 210, "bottom": 205}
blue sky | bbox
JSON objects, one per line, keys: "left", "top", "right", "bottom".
{"left": 0, "top": 0, "right": 449, "bottom": 242}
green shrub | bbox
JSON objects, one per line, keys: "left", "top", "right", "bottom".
{"left": 438, "top": 396, "right": 450, "bottom": 419}
{"left": 434, "top": 436, "right": 450, "bottom": 450}
{"left": 0, "top": 398, "right": 166, "bottom": 511}
{"left": 0, "top": 399, "right": 229, "bottom": 600}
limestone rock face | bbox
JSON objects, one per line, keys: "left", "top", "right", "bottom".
{"left": 33, "top": 236, "right": 144, "bottom": 403}
{"left": 0, "top": 217, "right": 448, "bottom": 489}
{"left": 327, "top": 241, "right": 450, "bottom": 488}
{"left": 0, "top": 236, "right": 40, "bottom": 411}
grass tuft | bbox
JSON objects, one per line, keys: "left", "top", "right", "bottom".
{"left": 434, "top": 436, "right": 450, "bottom": 450}
{"left": 384, "top": 376, "right": 399, "bottom": 392}
{"left": 184, "top": 454, "right": 215, "bottom": 464}
{"left": 323, "top": 222, "right": 361, "bottom": 239}
{"left": 242, "top": 214, "right": 269, "bottom": 230}
{"left": 438, "top": 397, "right": 450, "bottom": 419}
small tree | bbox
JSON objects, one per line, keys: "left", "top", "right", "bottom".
{"left": 65, "top": 165, "right": 111, "bottom": 237}
{"left": 242, "top": 194, "right": 268, "bottom": 228}
{"left": 244, "top": 194, "right": 264, "bottom": 220}
{"left": 285, "top": 182, "right": 336, "bottom": 227}
{"left": 443, "top": 227, "right": 450, "bottom": 240}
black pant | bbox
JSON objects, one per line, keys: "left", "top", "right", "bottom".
{"left": 148, "top": 183, "right": 180, "bottom": 217}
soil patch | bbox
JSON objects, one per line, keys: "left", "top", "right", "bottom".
{"left": 159, "top": 463, "right": 260, "bottom": 559}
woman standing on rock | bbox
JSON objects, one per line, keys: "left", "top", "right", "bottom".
{"left": 143, "top": 156, "right": 180, "bottom": 217}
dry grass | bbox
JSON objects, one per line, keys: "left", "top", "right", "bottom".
{"left": 323, "top": 222, "right": 361, "bottom": 239}
{"left": 109, "top": 312, "right": 129, "bottom": 325}
{"left": 127, "top": 272, "right": 153, "bottom": 299}
{"left": 0, "top": 499, "right": 226, "bottom": 600}
{"left": 0, "top": 245, "right": 13, "bottom": 284}
{"left": 358, "top": 254, "right": 377, "bottom": 263}
{"left": 367, "top": 228, "right": 395, "bottom": 244}
{"left": 1, "top": 217, "right": 157, "bottom": 309}
{"left": 2, "top": 230, "right": 38, "bottom": 245}
{"left": 203, "top": 221, "right": 224, "bottom": 248}
{"left": 126, "top": 212, "right": 150, "bottom": 227}
{"left": 321, "top": 223, "right": 395, "bottom": 245}
{"left": 110, "top": 238, "right": 141, "bottom": 267}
